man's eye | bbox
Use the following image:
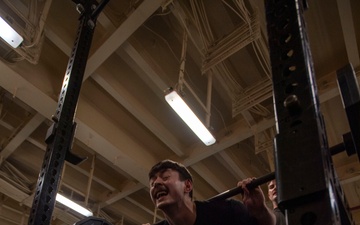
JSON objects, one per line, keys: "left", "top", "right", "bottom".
{"left": 163, "top": 176, "right": 170, "bottom": 180}
{"left": 150, "top": 179, "right": 156, "bottom": 187}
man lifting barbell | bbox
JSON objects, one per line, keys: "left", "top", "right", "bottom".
{"left": 145, "top": 159, "right": 275, "bottom": 225}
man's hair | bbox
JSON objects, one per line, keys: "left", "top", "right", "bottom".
{"left": 149, "top": 159, "right": 193, "bottom": 198}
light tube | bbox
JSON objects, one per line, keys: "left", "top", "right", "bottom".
{"left": 165, "top": 90, "right": 216, "bottom": 146}
{"left": 0, "top": 17, "right": 23, "bottom": 48}
{"left": 56, "top": 193, "right": 93, "bottom": 217}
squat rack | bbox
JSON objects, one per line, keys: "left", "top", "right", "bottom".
{"left": 28, "top": 0, "right": 359, "bottom": 225}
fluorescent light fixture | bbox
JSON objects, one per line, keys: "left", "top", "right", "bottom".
{"left": 56, "top": 193, "right": 93, "bottom": 217}
{"left": 0, "top": 17, "right": 23, "bottom": 48}
{"left": 165, "top": 90, "right": 216, "bottom": 146}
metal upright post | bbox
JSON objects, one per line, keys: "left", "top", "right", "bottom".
{"left": 27, "top": 1, "right": 109, "bottom": 224}
{"left": 264, "top": 0, "right": 353, "bottom": 224}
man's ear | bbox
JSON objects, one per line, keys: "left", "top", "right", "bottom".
{"left": 184, "top": 179, "right": 193, "bottom": 193}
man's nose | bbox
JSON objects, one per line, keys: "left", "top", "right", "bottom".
{"left": 152, "top": 177, "right": 163, "bottom": 187}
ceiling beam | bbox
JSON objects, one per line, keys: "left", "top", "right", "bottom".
{"left": 116, "top": 44, "right": 169, "bottom": 99}
{"left": 125, "top": 197, "right": 164, "bottom": 221}
{"left": 0, "top": 113, "right": 44, "bottom": 162}
{"left": 92, "top": 71, "right": 185, "bottom": 157}
{"left": 84, "top": 0, "right": 165, "bottom": 80}
{"left": 215, "top": 151, "right": 248, "bottom": 180}
{"left": 190, "top": 162, "right": 230, "bottom": 193}
{"left": 99, "top": 183, "right": 144, "bottom": 208}
{"left": 0, "top": 60, "right": 155, "bottom": 186}
{"left": 0, "top": 178, "right": 80, "bottom": 224}
{"left": 45, "top": 14, "right": 186, "bottom": 158}
{"left": 183, "top": 118, "right": 274, "bottom": 166}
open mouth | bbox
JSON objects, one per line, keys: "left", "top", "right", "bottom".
{"left": 156, "top": 190, "right": 168, "bottom": 200}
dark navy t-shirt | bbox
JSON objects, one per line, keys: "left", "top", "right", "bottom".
{"left": 154, "top": 200, "right": 258, "bottom": 225}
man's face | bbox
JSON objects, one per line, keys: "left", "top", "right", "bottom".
{"left": 149, "top": 168, "right": 191, "bottom": 209}
{"left": 268, "top": 180, "right": 277, "bottom": 202}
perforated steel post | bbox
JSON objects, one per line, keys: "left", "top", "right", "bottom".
{"left": 27, "top": 1, "right": 109, "bottom": 224}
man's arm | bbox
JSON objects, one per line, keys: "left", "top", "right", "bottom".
{"left": 238, "top": 178, "right": 276, "bottom": 225}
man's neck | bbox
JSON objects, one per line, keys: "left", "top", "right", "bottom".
{"left": 272, "top": 201, "right": 278, "bottom": 210}
{"left": 163, "top": 201, "right": 196, "bottom": 225}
